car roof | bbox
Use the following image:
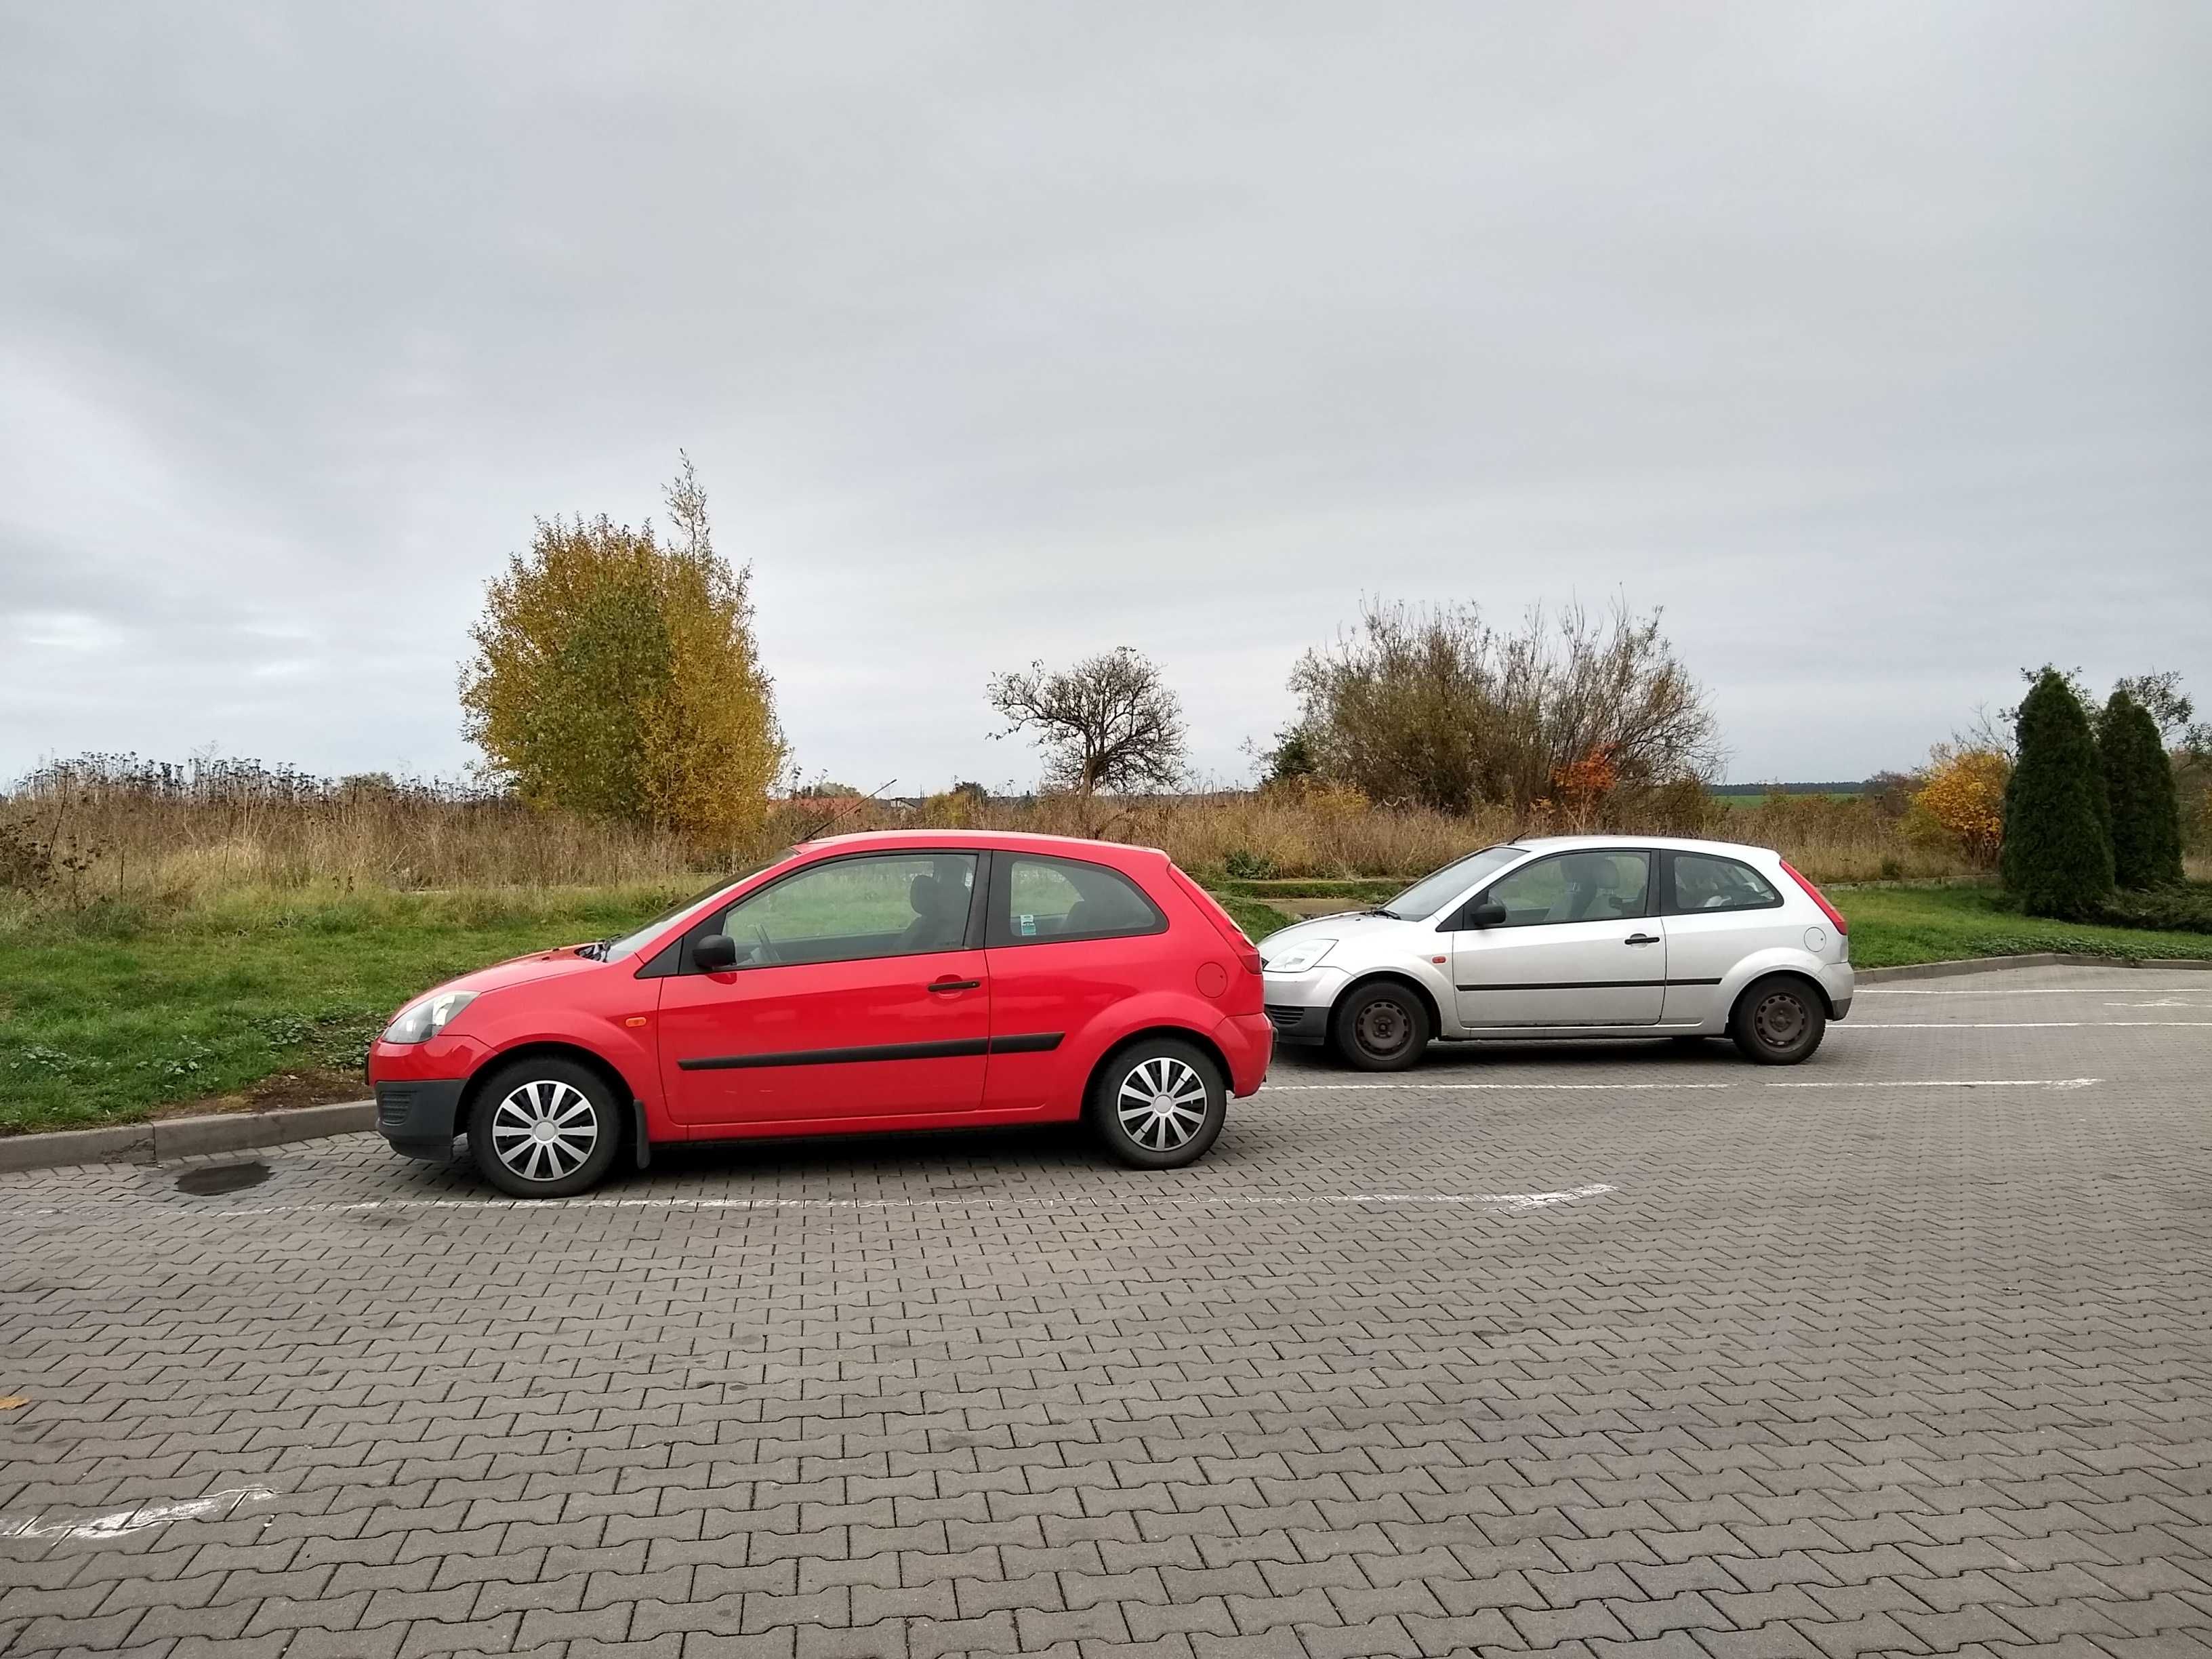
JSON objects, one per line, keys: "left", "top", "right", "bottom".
{"left": 799, "top": 827, "right": 1168, "bottom": 861}
{"left": 1507, "top": 833, "right": 1780, "bottom": 859}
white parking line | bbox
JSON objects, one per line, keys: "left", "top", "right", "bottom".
{"left": 1765, "top": 1077, "right": 2100, "bottom": 1090}
{"left": 1266, "top": 1082, "right": 1733, "bottom": 1092}
{"left": 1856, "top": 985, "right": 2212, "bottom": 995}
{"left": 156, "top": 1186, "right": 1620, "bottom": 1221}
{"left": 1, "top": 1486, "right": 280, "bottom": 1545}
{"left": 1265, "top": 1077, "right": 2102, "bottom": 1091}
{"left": 1841, "top": 1021, "right": 2212, "bottom": 1029}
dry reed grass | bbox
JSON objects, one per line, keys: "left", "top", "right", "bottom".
{"left": 1, "top": 754, "right": 1979, "bottom": 916}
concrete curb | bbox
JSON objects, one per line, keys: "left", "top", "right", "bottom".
{"left": 0, "top": 1101, "right": 375, "bottom": 1175}
{"left": 1856, "top": 951, "right": 2212, "bottom": 983}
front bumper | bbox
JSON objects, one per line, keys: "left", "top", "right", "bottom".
{"left": 374, "top": 1079, "right": 467, "bottom": 1160}
{"left": 1261, "top": 966, "right": 1343, "bottom": 1045}
{"left": 1263, "top": 1003, "right": 1330, "bottom": 1046}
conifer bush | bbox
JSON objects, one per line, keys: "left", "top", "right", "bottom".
{"left": 2001, "top": 670, "right": 2113, "bottom": 918}
{"left": 2100, "top": 691, "right": 2186, "bottom": 888}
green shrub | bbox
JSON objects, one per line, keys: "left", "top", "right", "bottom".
{"left": 2100, "top": 691, "right": 2186, "bottom": 888}
{"left": 2095, "top": 882, "right": 2212, "bottom": 935}
{"left": 2001, "top": 669, "right": 2113, "bottom": 919}
{"left": 1223, "top": 847, "right": 1277, "bottom": 880}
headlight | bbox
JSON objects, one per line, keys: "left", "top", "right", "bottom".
{"left": 382, "top": 989, "right": 478, "bottom": 1044}
{"left": 1265, "top": 937, "right": 1337, "bottom": 973}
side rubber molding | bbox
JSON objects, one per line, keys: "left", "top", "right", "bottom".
{"left": 375, "top": 1079, "right": 467, "bottom": 1160}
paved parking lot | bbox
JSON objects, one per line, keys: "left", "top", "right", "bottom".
{"left": 4, "top": 962, "right": 2211, "bottom": 1659}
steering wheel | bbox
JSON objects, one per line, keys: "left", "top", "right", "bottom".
{"left": 749, "top": 922, "right": 781, "bottom": 965}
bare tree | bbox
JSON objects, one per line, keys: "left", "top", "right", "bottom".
{"left": 989, "top": 648, "right": 1189, "bottom": 796}
{"left": 1286, "top": 597, "right": 1721, "bottom": 815}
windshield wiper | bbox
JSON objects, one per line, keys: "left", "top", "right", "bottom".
{"left": 577, "top": 938, "right": 616, "bottom": 961}
{"left": 1368, "top": 907, "right": 1402, "bottom": 920}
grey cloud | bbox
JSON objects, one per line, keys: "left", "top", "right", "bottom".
{"left": 3, "top": 2, "right": 2206, "bottom": 791}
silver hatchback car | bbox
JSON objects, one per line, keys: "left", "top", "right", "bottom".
{"left": 1260, "top": 835, "right": 1853, "bottom": 1069}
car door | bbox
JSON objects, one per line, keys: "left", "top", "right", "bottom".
{"left": 1658, "top": 850, "right": 1792, "bottom": 1023}
{"left": 1451, "top": 850, "right": 1664, "bottom": 1027}
{"left": 977, "top": 851, "right": 1170, "bottom": 1112}
{"left": 656, "top": 851, "right": 991, "bottom": 1128}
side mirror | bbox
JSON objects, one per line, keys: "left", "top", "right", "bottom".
{"left": 693, "top": 933, "right": 740, "bottom": 972}
{"left": 1463, "top": 900, "right": 1508, "bottom": 930}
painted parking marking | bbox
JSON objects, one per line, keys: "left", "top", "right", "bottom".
{"left": 1, "top": 1486, "right": 280, "bottom": 1546}
{"left": 1765, "top": 1077, "right": 2100, "bottom": 1090}
{"left": 1266, "top": 1082, "right": 1734, "bottom": 1092}
{"left": 1855, "top": 985, "right": 2212, "bottom": 994}
{"left": 24, "top": 1185, "right": 1621, "bottom": 1222}
{"left": 1267, "top": 1078, "right": 2103, "bottom": 1092}
{"left": 1839, "top": 1020, "right": 2212, "bottom": 1029}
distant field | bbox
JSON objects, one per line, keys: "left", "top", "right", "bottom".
{"left": 1712, "top": 788, "right": 1864, "bottom": 808}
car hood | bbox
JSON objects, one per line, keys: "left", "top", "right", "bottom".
{"left": 1258, "top": 909, "right": 1423, "bottom": 964}
{"left": 405, "top": 946, "right": 607, "bottom": 1006}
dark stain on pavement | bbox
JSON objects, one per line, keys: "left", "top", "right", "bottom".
{"left": 173, "top": 1160, "right": 272, "bottom": 1196}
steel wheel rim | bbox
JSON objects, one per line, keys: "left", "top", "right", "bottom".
{"left": 1754, "top": 991, "right": 1807, "bottom": 1049}
{"left": 1115, "top": 1057, "right": 1210, "bottom": 1151}
{"left": 1356, "top": 998, "right": 1412, "bottom": 1057}
{"left": 489, "top": 1080, "right": 599, "bottom": 1182}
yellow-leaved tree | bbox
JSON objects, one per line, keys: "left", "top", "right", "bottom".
{"left": 459, "top": 456, "right": 785, "bottom": 845}
{"left": 1904, "top": 744, "right": 2009, "bottom": 866}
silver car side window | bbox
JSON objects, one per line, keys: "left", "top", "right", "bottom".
{"left": 1668, "top": 853, "right": 1782, "bottom": 914}
{"left": 1483, "top": 852, "right": 1650, "bottom": 926}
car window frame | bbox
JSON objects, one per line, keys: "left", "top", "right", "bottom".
{"left": 643, "top": 848, "right": 991, "bottom": 977}
{"left": 1449, "top": 848, "right": 1656, "bottom": 930}
{"left": 1659, "top": 850, "right": 1784, "bottom": 917}
{"left": 985, "top": 852, "right": 1168, "bottom": 949}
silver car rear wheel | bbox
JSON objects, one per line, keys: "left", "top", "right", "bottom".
{"left": 1729, "top": 975, "right": 1826, "bottom": 1065}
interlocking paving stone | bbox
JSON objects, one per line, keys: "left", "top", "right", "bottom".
{"left": 5, "top": 964, "right": 2212, "bottom": 1656}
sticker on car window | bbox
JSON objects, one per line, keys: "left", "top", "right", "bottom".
{"left": 1019, "top": 913, "right": 1036, "bottom": 936}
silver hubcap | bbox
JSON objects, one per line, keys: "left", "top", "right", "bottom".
{"left": 1115, "top": 1057, "right": 1210, "bottom": 1151}
{"left": 1754, "top": 991, "right": 1807, "bottom": 1049}
{"left": 490, "top": 1080, "right": 599, "bottom": 1182}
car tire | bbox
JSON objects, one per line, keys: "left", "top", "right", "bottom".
{"left": 467, "top": 1058, "right": 625, "bottom": 1198}
{"left": 1088, "top": 1038, "right": 1227, "bottom": 1169}
{"left": 1729, "top": 975, "right": 1827, "bottom": 1065}
{"left": 1332, "top": 980, "right": 1431, "bottom": 1071}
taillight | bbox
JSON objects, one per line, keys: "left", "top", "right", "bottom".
{"left": 1237, "top": 946, "right": 1263, "bottom": 975}
{"left": 1780, "top": 859, "right": 1847, "bottom": 935}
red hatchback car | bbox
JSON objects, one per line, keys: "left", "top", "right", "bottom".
{"left": 370, "top": 831, "right": 1273, "bottom": 1196}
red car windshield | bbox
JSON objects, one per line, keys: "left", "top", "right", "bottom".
{"left": 601, "top": 851, "right": 796, "bottom": 961}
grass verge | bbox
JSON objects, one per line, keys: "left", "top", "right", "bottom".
{"left": 2, "top": 879, "right": 2207, "bottom": 1137}
{"left": 0, "top": 886, "right": 683, "bottom": 1137}
{"left": 1832, "top": 883, "right": 2212, "bottom": 970}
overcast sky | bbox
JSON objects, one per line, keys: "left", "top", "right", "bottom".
{"left": 3, "top": 3, "right": 2206, "bottom": 794}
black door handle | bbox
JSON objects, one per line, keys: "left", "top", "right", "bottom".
{"left": 927, "top": 978, "right": 981, "bottom": 992}
{"left": 1624, "top": 934, "right": 1660, "bottom": 946}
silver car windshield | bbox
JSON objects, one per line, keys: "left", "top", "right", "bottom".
{"left": 1380, "top": 845, "right": 1526, "bottom": 920}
